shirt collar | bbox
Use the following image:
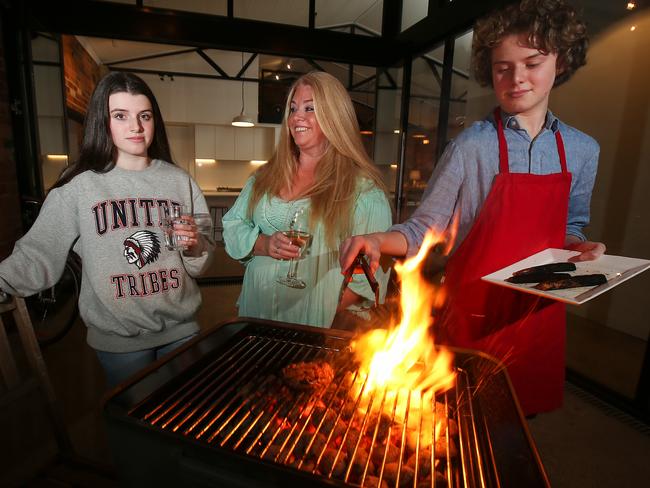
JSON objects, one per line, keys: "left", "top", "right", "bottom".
{"left": 496, "top": 108, "right": 560, "bottom": 132}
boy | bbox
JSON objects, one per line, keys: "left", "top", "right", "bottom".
{"left": 340, "top": 0, "right": 605, "bottom": 415}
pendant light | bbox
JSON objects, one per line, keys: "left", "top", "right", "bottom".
{"left": 232, "top": 52, "right": 255, "bottom": 128}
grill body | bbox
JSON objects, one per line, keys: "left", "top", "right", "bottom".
{"left": 104, "top": 319, "right": 550, "bottom": 488}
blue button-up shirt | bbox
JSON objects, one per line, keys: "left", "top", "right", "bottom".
{"left": 391, "top": 109, "right": 600, "bottom": 256}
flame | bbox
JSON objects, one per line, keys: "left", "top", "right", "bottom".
{"left": 352, "top": 230, "right": 456, "bottom": 394}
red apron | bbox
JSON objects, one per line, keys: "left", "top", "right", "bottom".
{"left": 439, "top": 108, "right": 572, "bottom": 415}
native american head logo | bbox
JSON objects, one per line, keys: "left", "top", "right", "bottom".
{"left": 123, "top": 230, "right": 161, "bottom": 269}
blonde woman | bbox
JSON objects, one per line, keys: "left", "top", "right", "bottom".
{"left": 223, "top": 71, "right": 392, "bottom": 328}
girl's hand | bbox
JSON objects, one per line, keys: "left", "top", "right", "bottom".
{"left": 565, "top": 237, "right": 606, "bottom": 262}
{"left": 174, "top": 215, "right": 202, "bottom": 256}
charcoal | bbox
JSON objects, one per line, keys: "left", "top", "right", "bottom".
{"left": 407, "top": 447, "right": 432, "bottom": 477}
{"left": 294, "top": 431, "right": 327, "bottom": 459}
{"left": 434, "top": 436, "right": 458, "bottom": 458}
{"left": 349, "top": 447, "right": 373, "bottom": 478}
{"left": 371, "top": 442, "right": 400, "bottom": 465}
{"left": 261, "top": 445, "right": 282, "bottom": 461}
{"left": 364, "top": 475, "right": 389, "bottom": 488}
{"left": 382, "top": 462, "right": 415, "bottom": 487}
{"left": 318, "top": 448, "right": 347, "bottom": 478}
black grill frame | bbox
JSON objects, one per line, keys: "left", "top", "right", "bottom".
{"left": 103, "top": 318, "right": 550, "bottom": 488}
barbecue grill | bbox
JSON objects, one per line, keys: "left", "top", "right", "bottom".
{"left": 104, "top": 318, "right": 550, "bottom": 487}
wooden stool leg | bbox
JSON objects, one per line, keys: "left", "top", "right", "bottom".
{"left": 12, "top": 297, "right": 74, "bottom": 456}
{"left": 0, "top": 315, "right": 20, "bottom": 389}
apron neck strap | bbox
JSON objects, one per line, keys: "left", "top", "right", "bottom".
{"left": 494, "top": 107, "right": 569, "bottom": 174}
{"left": 494, "top": 107, "right": 510, "bottom": 174}
{"left": 554, "top": 130, "right": 568, "bottom": 173}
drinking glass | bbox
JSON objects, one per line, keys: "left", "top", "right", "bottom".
{"left": 161, "top": 205, "right": 189, "bottom": 251}
{"left": 193, "top": 212, "right": 215, "bottom": 245}
{"left": 277, "top": 207, "right": 312, "bottom": 289}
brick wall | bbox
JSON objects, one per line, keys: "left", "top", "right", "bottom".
{"left": 0, "top": 22, "right": 22, "bottom": 259}
{"left": 62, "top": 34, "right": 101, "bottom": 118}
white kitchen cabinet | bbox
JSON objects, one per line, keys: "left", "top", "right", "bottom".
{"left": 214, "top": 125, "right": 235, "bottom": 160}
{"left": 195, "top": 125, "right": 274, "bottom": 161}
{"left": 233, "top": 127, "right": 255, "bottom": 160}
{"left": 253, "top": 128, "right": 274, "bottom": 161}
{"left": 195, "top": 125, "right": 216, "bottom": 159}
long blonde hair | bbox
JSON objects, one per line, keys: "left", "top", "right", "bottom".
{"left": 249, "top": 71, "right": 387, "bottom": 249}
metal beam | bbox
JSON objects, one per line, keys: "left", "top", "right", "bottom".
{"left": 382, "top": 0, "right": 402, "bottom": 39}
{"left": 23, "top": 0, "right": 404, "bottom": 67}
{"left": 397, "top": 0, "right": 516, "bottom": 59}
{"left": 236, "top": 53, "right": 257, "bottom": 79}
{"left": 109, "top": 66, "right": 259, "bottom": 83}
{"left": 105, "top": 48, "right": 198, "bottom": 67}
{"left": 436, "top": 37, "right": 455, "bottom": 162}
{"left": 196, "top": 49, "right": 230, "bottom": 78}
{"left": 309, "top": 0, "right": 316, "bottom": 29}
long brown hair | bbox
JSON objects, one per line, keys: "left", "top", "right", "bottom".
{"left": 249, "top": 71, "right": 387, "bottom": 248}
{"left": 52, "top": 72, "right": 173, "bottom": 189}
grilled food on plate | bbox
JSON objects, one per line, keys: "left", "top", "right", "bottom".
{"left": 512, "top": 262, "right": 576, "bottom": 276}
{"left": 534, "top": 274, "right": 607, "bottom": 291}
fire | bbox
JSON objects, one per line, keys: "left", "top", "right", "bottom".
{"left": 352, "top": 231, "right": 455, "bottom": 394}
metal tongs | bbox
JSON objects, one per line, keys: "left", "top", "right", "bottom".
{"left": 338, "top": 253, "right": 380, "bottom": 308}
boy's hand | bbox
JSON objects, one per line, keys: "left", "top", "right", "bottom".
{"left": 339, "top": 234, "right": 382, "bottom": 275}
{"left": 565, "top": 237, "right": 606, "bottom": 262}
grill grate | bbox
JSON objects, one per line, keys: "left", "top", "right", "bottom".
{"left": 128, "top": 326, "right": 497, "bottom": 487}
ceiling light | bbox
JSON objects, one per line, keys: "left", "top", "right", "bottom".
{"left": 390, "top": 164, "right": 397, "bottom": 169}
{"left": 232, "top": 52, "right": 255, "bottom": 128}
{"left": 46, "top": 154, "right": 68, "bottom": 160}
{"left": 250, "top": 160, "right": 267, "bottom": 165}
{"left": 286, "top": 62, "right": 292, "bottom": 70}
{"left": 360, "top": 130, "right": 373, "bottom": 135}
{"left": 232, "top": 114, "right": 255, "bottom": 127}
{"left": 275, "top": 74, "right": 280, "bottom": 80}
{"left": 422, "top": 139, "right": 430, "bottom": 145}
{"left": 627, "top": 2, "right": 636, "bottom": 10}
{"left": 393, "top": 129, "right": 400, "bottom": 134}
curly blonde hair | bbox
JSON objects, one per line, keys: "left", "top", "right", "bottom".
{"left": 472, "top": 0, "right": 588, "bottom": 87}
{"left": 248, "top": 71, "right": 387, "bottom": 249}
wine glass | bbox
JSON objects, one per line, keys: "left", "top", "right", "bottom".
{"left": 277, "top": 207, "right": 312, "bottom": 289}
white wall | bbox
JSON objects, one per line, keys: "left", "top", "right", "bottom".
{"left": 551, "top": 10, "right": 650, "bottom": 340}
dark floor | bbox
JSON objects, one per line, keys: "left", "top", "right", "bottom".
{"left": 2, "top": 282, "right": 649, "bottom": 487}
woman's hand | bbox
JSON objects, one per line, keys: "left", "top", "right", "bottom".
{"left": 565, "top": 236, "right": 606, "bottom": 262}
{"left": 255, "top": 232, "right": 300, "bottom": 260}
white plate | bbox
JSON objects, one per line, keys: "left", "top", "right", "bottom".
{"left": 481, "top": 248, "right": 650, "bottom": 305}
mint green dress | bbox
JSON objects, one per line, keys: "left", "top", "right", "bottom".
{"left": 222, "top": 177, "right": 392, "bottom": 328}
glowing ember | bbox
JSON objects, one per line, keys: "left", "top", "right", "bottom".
{"left": 352, "top": 231, "right": 456, "bottom": 394}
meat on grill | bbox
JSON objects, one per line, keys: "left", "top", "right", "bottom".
{"left": 282, "top": 360, "right": 335, "bottom": 391}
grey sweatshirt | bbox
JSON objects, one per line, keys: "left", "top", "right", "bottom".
{"left": 0, "top": 160, "right": 214, "bottom": 352}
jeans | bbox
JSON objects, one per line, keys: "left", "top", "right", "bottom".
{"left": 95, "top": 333, "right": 198, "bottom": 388}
